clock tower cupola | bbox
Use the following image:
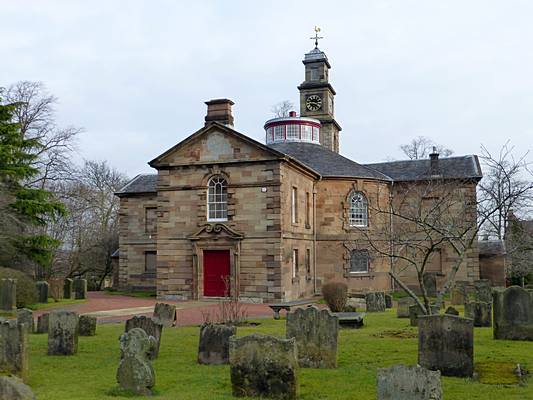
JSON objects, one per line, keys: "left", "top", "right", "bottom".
{"left": 298, "top": 28, "right": 342, "bottom": 153}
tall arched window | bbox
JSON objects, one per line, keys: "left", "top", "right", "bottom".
{"left": 207, "top": 176, "right": 228, "bottom": 221}
{"left": 349, "top": 192, "right": 368, "bottom": 227}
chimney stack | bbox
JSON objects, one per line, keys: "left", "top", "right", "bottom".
{"left": 205, "top": 99, "right": 234, "bottom": 127}
{"left": 429, "top": 146, "right": 440, "bottom": 175}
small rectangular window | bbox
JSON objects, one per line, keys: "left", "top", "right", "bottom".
{"left": 291, "top": 187, "right": 298, "bottom": 224}
{"left": 274, "top": 125, "right": 284, "bottom": 141}
{"left": 305, "top": 192, "right": 310, "bottom": 227}
{"left": 310, "top": 67, "right": 319, "bottom": 81}
{"left": 292, "top": 249, "right": 299, "bottom": 278}
{"left": 145, "top": 207, "right": 157, "bottom": 234}
{"left": 312, "top": 127, "right": 319, "bottom": 141}
{"left": 305, "top": 249, "right": 311, "bottom": 276}
{"left": 145, "top": 251, "right": 157, "bottom": 273}
{"left": 301, "top": 125, "right": 312, "bottom": 141}
{"left": 286, "top": 124, "right": 299, "bottom": 140}
{"left": 350, "top": 250, "right": 369, "bottom": 274}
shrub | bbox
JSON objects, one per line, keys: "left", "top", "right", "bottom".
{"left": 0, "top": 267, "right": 38, "bottom": 307}
{"left": 322, "top": 281, "right": 348, "bottom": 312}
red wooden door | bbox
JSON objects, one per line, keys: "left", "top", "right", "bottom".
{"left": 203, "top": 250, "right": 230, "bottom": 297}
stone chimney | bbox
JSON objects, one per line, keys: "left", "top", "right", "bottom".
{"left": 429, "top": 146, "right": 440, "bottom": 175}
{"left": 205, "top": 99, "right": 234, "bottom": 127}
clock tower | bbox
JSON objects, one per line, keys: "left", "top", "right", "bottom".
{"left": 298, "top": 34, "right": 342, "bottom": 153}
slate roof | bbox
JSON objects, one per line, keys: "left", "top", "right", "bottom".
{"left": 268, "top": 142, "right": 392, "bottom": 180}
{"left": 364, "top": 155, "right": 482, "bottom": 182}
{"left": 478, "top": 240, "right": 506, "bottom": 257}
{"left": 116, "top": 174, "right": 157, "bottom": 196}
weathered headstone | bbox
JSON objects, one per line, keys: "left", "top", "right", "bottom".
{"left": 153, "top": 302, "right": 176, "bottom": 327}
{"left": 48, "top": 279, "right": 64, "bottom": 301}
{"left": 409, "top": 304, "right": 440, "bottom": 327}
{"left": 474, "top": 279, "right": 492, "bottom": 303}
{"left": 445, "top": 306, "right": 459, "bottom": 316}
{"left": 397, "top": 297, "right": 415, "bottom": 318}
{"left": 16, "top": 309, "right": 34, "bottom": 334}
{"left": 198, "top": 323, "right": 236, "bottom": 365}
{"left": 125, "top": 316, "right": 163, "bottom": 359}
{"left": 377, "top": 364, "right": 443, "bottom": 400}
{"left": 48, "top": 310, "right": 79, "bottom": 355}
{"left": 385, "top": 294, "right": 393, "bottom": 309}
{"left": 450, "top": 281, "right": 468, "bottom": 305}
{"left": 418, "top": 314, "right": 473, "bottom": 377}
{"left": 116, "top": 327, "right": 156, "bottom": 395}
{"left": 229, "top": 334, "right": 298, "bottom": 400}
{"left": 63, "top": 278, "right": 73, "bottom": 299}
{"left": 35, "top": 281, "right": 49, "bottom": 303}
{"left": 0, "top": 319, "right": 29, "bottom": 379}
{"left": 345, "top": 297, "right": 366, "bottom": 311}
{"left": 493, "top": 286, "right": 533, "bottom": 341}
{"left": 464, "top": 301, "right": 492, "bottom": 327}
{"left": 423, "top": 273, "right": 437, "bottom": 297}
{"left": 366, "top": 292, "right": 386, "bottom": 312}
{"left": 0, "top": 376, "right": 36, "bottom": 400}
{"left": 286, "top": 306, "right": 338, "bottom": 368}
{"left": 36, "top": 313, "right": 49, "bottom": 334}
{"left": 73, "top": 279, "right": 87, "bottom": 300}
{"left": 0, "top": 279, "right": 16, "bottom": 311}
{"left": 79, "top": 315, "right": 97, "bottom": 336}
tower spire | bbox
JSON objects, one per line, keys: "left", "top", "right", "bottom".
{"left": 310, "top": 26, "right": 323, "bottom": 48}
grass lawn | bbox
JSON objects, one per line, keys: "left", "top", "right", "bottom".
{"left": 28, "top": 309, "right": 532, "bottom": 399}
{"left": 103, "top": 289, "right": 157, "bottom": 298}
{"left": 28, "top": 298, "right": 86, "bottom": 310}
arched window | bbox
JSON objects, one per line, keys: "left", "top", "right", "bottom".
{"left": 349, "top": 192, "right": 368, "bottom": 227}
{"left": 207, "top": 176, "right": 228, "bottom": 221}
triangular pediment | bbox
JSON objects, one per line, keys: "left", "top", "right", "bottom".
{"left": 149, "top": 122, "right": 283, "bottom": 168}
{"left": 188, "top": 223, "right": 244, "bottom": 241}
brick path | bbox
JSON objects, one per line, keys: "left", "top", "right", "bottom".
{"left": 34, "top": 292, "right": 276, "bottom": 326}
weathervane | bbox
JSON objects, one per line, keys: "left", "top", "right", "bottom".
{"left": 310, "top": 26, "right": 323, "bottom": 48}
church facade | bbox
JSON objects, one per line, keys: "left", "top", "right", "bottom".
{"left": 116, "top": 45, "right": 482, "bottom": 302}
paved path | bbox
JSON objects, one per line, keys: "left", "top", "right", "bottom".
{"left": 34, "top": 292, "right": 277, "bottom": 326}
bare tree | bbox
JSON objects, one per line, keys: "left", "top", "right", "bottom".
{"left": 271, "top": 100, "right": 295, "bottom": 118}
{"left": 400, "top": 136, "right": 453, "bottom": 160}
{"left": 505, "top": 215, "right": 533, "bottom": 287}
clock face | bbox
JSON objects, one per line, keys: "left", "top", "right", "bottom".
{"left": 306, "top": 95, "right": 322, "bottom": 111}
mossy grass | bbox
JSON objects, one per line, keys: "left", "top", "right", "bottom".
{"left": 28, "top": 309, "right": 532, "bottom": 399}
{"left": 28, "top": 298, "right": 85, "bottom": 311}
{"left": 103, "top": 288, "right": 157, "bottom": 298}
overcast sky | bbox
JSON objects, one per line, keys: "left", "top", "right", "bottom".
{"left": 2, "top": 1, "right": 532, "bottom": 177}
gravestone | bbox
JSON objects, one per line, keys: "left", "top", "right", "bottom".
{"left": 125, "top": 316, "right": 163, "bottom": 359}
{"left": 63, "top": 278, "right": 73, "bottom": 299}
{"left": 36, "top": 313, "right": 49, "bottom": 334}
{"left": 397, "top": 297, "right": 415, "bottom": 318}
{"left": 493, "top": 286, "right": 533, "bottom": 341}
{"left": 153, "top": 303, "right": 176, "bottom": 327}
{"left": 0, "top": 279, "right": 16, "bottom": 311}
{"left": 0, "top": 319, "right": 29, "bottom": 378}
{"left": 48, "top": 279, "right": 64, "bottom": 301}
{"left": 445, "top": 306, "right": 459, "bottom": 316}
{"left": 464, "top": 301, "right": 492, "bottom": 327}
{"left": 116, "top": 327, "right": 156, "bottom": 395}
{"left": 286, "top": 306, "right": 338, "bottom": 368}
{"left": 418, "top": 314, "right": 473, "bottom": 377}
{"left": 73, "top": 279, "right": 87, "bottom": 300}
{"left": 198, "top": 323, "right": 236, "bottom": 364}
{"left": 385, "top": 294, "right": 393, "bottom": 309}
{"left": 35, "top": 281, "right": 49, "bottom": 303}
{"left": 345, "top": 297, "right": 366, "bottom": 311}
{"left": 0, "top": 376, "right": 36, "bottom": 400}
{"left": 79, "top": 315, "right": 97, "bottom": 336}
{"left": 16, "top": 309, "right": 34, "bottom": 334}
{"left": 451, "top": 281, "right": 468, "bottom": 305}
{"left": 366, "top": 292, "right": 386, "bottom": 312}
{"left": 229, "top": 334, "right": 298, "bottom": 400}
{"left": 409, "top": 304, "right": 440, "bottom": 327}
{"left": 474, "top": 279, "right": 492, "bottom": 303}
{"left": 377, "top": 364, "right": 443, "bottom": 400}
{"left": 48, "top": 311, "right": 79, "bottom": 355}
{"left": 423, "top": 273, "right": 437, "bottom": 297}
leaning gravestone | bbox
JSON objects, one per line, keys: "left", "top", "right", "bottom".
{"left": 0, "top": 279, "right": 16, "bottom": 311}
{"left": 286, "top": 306, "right": 338, "bottom": 368}
{"left": 397, "top": 297, "right": 415, "bottom": 318}
{"left": 35, "top": 281, "right": 49, "bottom": 303}
{"left": 73, "top": 279, "right": 87, "bottom": 300}
{"left": 116, "top": 327, "right": 156, "bottom": 395}
{"left": 0, "top": 376, "right": 36, "bottom": 400}
{"left": 465, "top": 301, "right": 492, "bottom": 327}
{"left": 493, "top": 286, "right": 533, "bottom": 341}
{"left": 409, "top": 304, "right": 440, "bottom": 327}
{"left": 451, "top": 281, "right": 468, "bottom": 305}
{"left": 63, "top": 278, "right": 73, "bottom": 299}
{"left": 385, "top": 294, "right": 393, "bottom": 309}
{"left": 366, "top": 292, "right": 386, "bottom": 312}
{"left": 377, "top": 364, "right": 442, "bottom": 400}
{"left": 198, "top": 323, "right": 236, "bottom": 365}
{"left": 48, "top": 311, "right": 79, "bottom": 355}
{"left": 0, "top": 319, "right": 29, "bottom": 378}
{"left": 16, "top": 309, "right": 34, "bottom": 334}
{"left": 229, "top": 334, "right": 298, "bottom": 400}
{"left": 153, "top": 303, "right": 176, "bottom": 327}
{"left": 36, "top": 313, "right": 49, "bottom": 334}
{"left": 418, "top": 314, "right": 473, "bottom": 377}
{"left": 445, "top": 306, "right": 459, "bottom": 316}
{"left": 423, "top": 273, "right": 438, "bottom": 297}
{"left": 125, "top": 316, "right": 163, "bottom": 359}
{"left": 79, "top": 315, "right": 97, "bottom": 336}
{"left": 474, "top": 279, "right": 492, "bottom": 303}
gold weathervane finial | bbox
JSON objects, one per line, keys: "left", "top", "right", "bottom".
{"left": 310, "top": 26, "right": 323, "bottom": 48}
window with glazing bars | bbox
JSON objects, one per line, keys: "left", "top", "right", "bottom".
{"left": 349, "top": 191, "right": 368, "bottom": 227}
{"left": 207, "top": 176, "right": 228, "bottom": 221}
{"left": 350, "top": 250, "right": 369, "bottom": 273}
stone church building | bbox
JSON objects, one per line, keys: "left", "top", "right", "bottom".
{"left": 116, "top": 44, "right": 483, "bottom": 302}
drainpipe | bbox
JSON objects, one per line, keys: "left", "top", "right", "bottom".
{"left": 313, "top": 180, "right": 319, "bottom": 295}
{"left": 389, "top": 181, "right": 395, "bottom": 292}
